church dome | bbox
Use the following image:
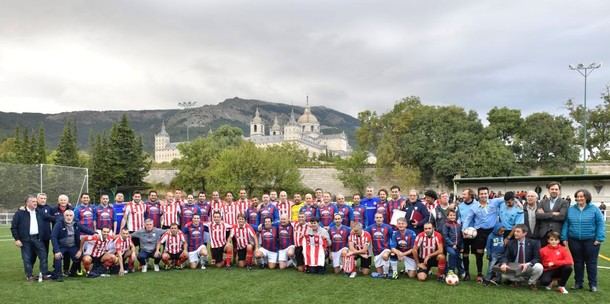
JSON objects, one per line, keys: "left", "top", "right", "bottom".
{"left": 297, "top": 106, "right": 319, "bottom": 124}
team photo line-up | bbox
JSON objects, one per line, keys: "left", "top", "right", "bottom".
{"left": 11, "top": 183, "right": 605, "bottom": 294}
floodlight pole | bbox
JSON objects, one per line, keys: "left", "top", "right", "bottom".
{"left": 569, "top": 63, "right": 601, "bottom": 174}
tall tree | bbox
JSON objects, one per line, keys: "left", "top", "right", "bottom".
{"left": 36, "top": 126, "right": 47, "bottom": 164}
{"left": 566, "top": 87, "right": 610, "bottom": 160}
{"left": 335, "top": 150, "right": 372, "bottom": 193}
{"left": 54, "top": 120, "right": 80, "bottom": 167}
{"left": 89, "top": 133, "right": 113, "bottom": 201}
{"left": 107, "top": 114, "right": 151, "bottom": 188}
{"left": 486, "top": 107, "right": 523, "bottom": 145}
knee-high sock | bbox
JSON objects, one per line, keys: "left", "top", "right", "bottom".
{"left": 437, "top": 258, "right": 446, "bottom": 276}
{"left": 224, "top": 248, "right": 233, "bottom": 267}
{"left": 382, "top": 263, "right": 389, "bottom": 275}
{"left": 462, "top": 255, "right": 470, "bottom": 274}
{"left": 246, "top": 248, "right": 253, "bottom": 266}
{"left": 390, "top": 260, "right": 398, "bottom": 274}
{"left": 475, "top": 253, "right": 483, "bottom": 275}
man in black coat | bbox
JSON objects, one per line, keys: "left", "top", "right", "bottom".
{"left": 11, "top": 195, "right": 50, "bottom": 281}
{"left": 536, "top": 182, "right": 569, "bottom": 247}
{"left": 51, "top": 209, "right": 95, "bottom": 281}
{"left": 498, "top": 224, "right": 543, "bottom": 289}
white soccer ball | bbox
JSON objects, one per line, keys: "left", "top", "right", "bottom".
{"left": 445, "top": 272, "right": 459, "bottom": 286}
{"left": 463, "top": 227, "right": 477, "bottom": 239}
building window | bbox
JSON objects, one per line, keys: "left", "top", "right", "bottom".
{"left": 310, "top": 126, "right": 314, "bottom": 132}
{"left": 254, "top": 125, "right": 258, "bottom": 132}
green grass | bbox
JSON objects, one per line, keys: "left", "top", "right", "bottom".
{"left": 0, "top": 225, "right": 608, "bottom": 303}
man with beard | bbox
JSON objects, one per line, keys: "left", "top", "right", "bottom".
{"left": 536, "top": 182, "right": 569, "bottom": 247}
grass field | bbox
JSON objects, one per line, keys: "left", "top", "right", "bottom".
{"left": 0, "top": 225, "right": 608, "bottom": 304}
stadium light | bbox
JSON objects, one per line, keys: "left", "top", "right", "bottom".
{"left": 569, "top": 62, "right": 602, "bottom": 174}
{"left": 178, "top": 101, "right": 198, "bottom": 141}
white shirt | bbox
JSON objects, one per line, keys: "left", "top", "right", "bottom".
{"left": 28, "top": 208, "right": 39, "bottom": 235}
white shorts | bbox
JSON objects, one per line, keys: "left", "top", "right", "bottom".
{"left": 278, "top": 245, "right": 295, "bottom": 262}
{"left": 188, "top": 245, "right": 206, "bottom": 263}
{"left": 398, "top": 255, "right": 416, "bottom": 271}
{"left": 258, "top": 247, "right": 278, "bottom": 263}
{"left": 332, "top": 248, "right": 348, "bottom": 268}
{"left": 374, "top": 249, "right": 391, "bottom": 268}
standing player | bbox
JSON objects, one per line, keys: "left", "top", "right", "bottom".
{"left": 258, "top": 194, "right": 279, "bottom": 226}
{"left": 366, "top": 213, "right": 393, "bottom": 278}
{"left": 293, "top": 213, "right": 309, "bottom": 272}
{"left": 222, "top": 192, "right": 238, "bottom": 226}
{"left": 210, "top": 191, "right": 224, "bottom": 215}
{"left": 413, "top": 223, "right": 446, "bottom": 281}
{"left": 350, "top": 193, "right": 366, "bottom": 226}
{"left": 245, "top": 199, "right": 260, "bottom": 232}
{"left": 114, "top": 227, "right": 136, "bottom": 275}
{"left": 317, "top": 192, "right": 337, "bottom": 229}
{"left": 277, "top": 215, "right": 295, "bottom": 269}
{"left": 181, "top": 194, "right": 201, "bottom": 227}
{"left": 375, "top": 189, "right": 390, "bottom": 224}
{"left": 256, "top": 217, "right": 279, "bottom": 269}
{"left": 236, "top": 189, "right": 250, "bottom": 217}
{"left": 197, "top": 192, "right": 211, "bottom": 223}
{"left": 122, "top": 191, "right": 146, "bottom": 248}
{"left": 277, "top": 191, "right": 292, "bottom": 220}
{"left": 328, "top": 214, "right": 351, "bottom": 274}
{"left": 361, "top": 187, "right": 380, "bottom": 228}
{"left": 74, "top": 193, "right": 95, "bottom": 231}
{"left": 160, "top": 192, "right": 181, "bottom": 229}
{"left": 299, "top": 194, "right": 318, "bottom": 222}
{"left": 95, "top": 194, "right": 114, "bottom": 231}
{"left": 156, "top": 223, "right": 188, "bottom": 269}
{"left": 388, "top": 186, "right": 406, "bottom": 224}
{"left": 343, "top": 222, "right": 372, "bottom": 278}
{"left": 145, "top": 190, "right": 162, "bottom": 228}
{"left": 112, "top": 193, "right": 126, "bottom": 234}
{"left": 182, "top": 214, "right": 208, "bottom": 270}
{"left": 458, "top": 188, "right": 477, "bottom": 281}
{"left": 389, "top": 217, "right": 417, "bottom": 279}
{"left": 302, "top": 217, "right": 331, "bottom": 274}
{"left": 335, "top": 194, "right": 353, "bottom": 227}
{"left": 291, "top": 193, "right": 304, "bottom": 223}
{"left": 233, "top": 214, "right": 258, "bottom": 270}
{"left": 207, "top": 211, "right": 234, "bottom": 269}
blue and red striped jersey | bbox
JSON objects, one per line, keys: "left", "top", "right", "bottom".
{"left": 351, "top": 204, "right": 366, "bottom": 224}
{"left": 317, "top": 205, "right": 337, "bottom": 227}
{"left": 387, "top": 198, "right": 405, "bottom": 222}
{"left": 75, "top": 205, "right": 95, "bottom": 231}
{"left": 245, "top": 207, "right": 259, "bottom": 231}
{"left": 197, "top": 201, "right": 211, "bottom": 223}
{"left": 299, "top": 205, "right": 317, "bottom": 222}
{"left": 366, "top": 223, "right": 392, "bottom": 255}
{"left": 376, "top": 200, "right": 389, "bottom": 224}
{"left": 181, "top": 204, "right": 201, "bottom": 227}
{"left": 259, "top": 226, "right": 278, "bottom": 252}
{"left": 329, "top": 224, "right": 351, "bottom": 252}
{"left": 335, "top": 204, "right": 353, "bottom": 226}
{"left": 145, "top": 202, "right": 162, "bottom": 228}
{"left": 182, "top": 223, "right": 206, "bottom": 251}
{"left": 95, "top": 205, "right": 114, "bottom": 230}
{"left": 390, "top": 228, "right": 416, "bottom": 252}
{"left": 278, "top": 224, "right": 294, "bottom": 250}
{"left": 258, "top": 204, "right": 279, "bottom": 226}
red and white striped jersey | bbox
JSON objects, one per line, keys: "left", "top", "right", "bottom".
{"left": 208, "top": 222, "right": 232, "bottom": 248}
{"left": 303, "top": 234, "right": 327, "bottom": 267}
{"left": 233, "top": 224, "right": 256, "bottom": 250}
{"left": 210, "top": 200, "right": 224, "bottom": 215}
{"left": 124, "top": 202, "right": 146, "bottom": 232}
{"left": 85, "top": 235, "right": 115, "bottom": 258}
{"left": 222, "top": 203, "right": 238, "bottom": 226}
{"left": 349, "top": 231, "right": 372, "bottom": 253}
{"left": 161, "top": 201, "right": 181, "bottom": 227}
{"left": 415, "top": 231, "right": 443, "bottom": 259}
{"left": 114, "top": 236, "right": 134, "bottom": 255}
{"left": 293, "top": 222, "right": 309, "bottom": 247}
{"left": 277, "top": 201, "right": 292, "bottom": 220}
{"left": 235, "top": 199, "right": 249, "bottom": 216}
{"left": 159, "top": 231, "right": 186, "bottom": 254}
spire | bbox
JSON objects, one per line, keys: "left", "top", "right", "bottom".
{"left": 158, "top": 120, "right": 169, "bottom": 136}
{"left": 289, "top": 108, "right": 296, "bottom": 123}
{"left": 255, "top": 107, "right": 260, "bottom": 118}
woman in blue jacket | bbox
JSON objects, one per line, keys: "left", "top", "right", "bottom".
{"left": 561, "top": 189, "right": 605, "bottom": 292}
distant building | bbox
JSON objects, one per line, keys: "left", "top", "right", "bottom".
{"left": 154, "top": 121, "right": 183, "bottom": 163}
{"left": 244, "top": 103, "right": 351, "bottom": 158}
{"left": 153, "top": 103, "right": 351, "bottom": 163}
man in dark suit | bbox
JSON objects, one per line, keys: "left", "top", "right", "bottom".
{"left": 498, "top": 224, "right": 543, "bottom": 290}
{"left": 11, "top": 195, "right": 50, "bottom": 281}
{"left": 536, "top": 182, "right": 569, "bottom": 247}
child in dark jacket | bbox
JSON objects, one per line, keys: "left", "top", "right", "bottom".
{"left": 442, "top": 209, "right": 463, "bottom": 275}
{"left": 539, "top": 232, "right": 573, "bottom": 294}
{"left": 484, "top": 223, "right": 505, "bottom": 285}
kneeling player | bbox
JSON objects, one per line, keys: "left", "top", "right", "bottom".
{"left": 114, "top": 228, "right": 136, "bottom": 275}
{"left": 302, "top": 217, "right": 331, "bottom": 274}
{"left": 413, "top": 223, "right": 446, "bottom": 281}
{"left": 389, "top": 217, "right": 417, "bottom": 279}
{"left": 343, "top": 222, "right": 372, "bottom": 278}
{"left": 207, "top": 211, "right": 234, "bottom": 269}
{"left": 233, "top": 214, "right": 257, "bottom": 269}
{"left": 81, "top": 227, "right": 116, "bottom": 275}
{"left": 156, "top": 223, "right": 188, "bottom": 269}
{"left": 182, "top": 214, "right": 208, "bottom": 269}
{"left": 256, "top": 217, "right": 279, "bottom": 269}
{"left": 366, "top": 213, "right": 392, "bottom": 278}
{"left": 278, "top": 215, "right": 296, "bottom": 269}
{"left": 329, "top": 214, "right": 351, "bottom": 274}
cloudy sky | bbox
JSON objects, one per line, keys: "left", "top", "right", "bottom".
{"left": 1, "top": 0, "right": 609, "bottom": 119}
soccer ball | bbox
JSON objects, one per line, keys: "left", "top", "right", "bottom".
{"left": 445, "top": 272, "right": 459, "bottom": 286}
{"left": 463, "top": 227, "right": 477, "bottom": 239}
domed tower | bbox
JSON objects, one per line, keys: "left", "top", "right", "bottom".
{"left": 270, "top": 116, "right": 282, "bottom": 136}
{"left": 155, "top": 121, "right": 170, "bottom": 151}
{"left": 298, "top": 98, "right": 320, "bottom": 138}
{"left": 283, "top": 108, "right": 302, "bottom": 141}
{"left": 250, "top": 107, "right": 265, "bottom": 136}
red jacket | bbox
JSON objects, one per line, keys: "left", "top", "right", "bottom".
{"left": 539, "top": 244, "right": 573, "bottom": 271}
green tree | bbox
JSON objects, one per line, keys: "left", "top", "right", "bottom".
{"left": 107, "top": 115, "right": 151, "bottom": 188}
{"left": 486, "top": 107, "right": 523, "bottom": 145}
{"left": 89, "top": 134, "right": 112, "bottom": 200}
{"left": 36, "top": 126, "right": 47, "bottom": 164}
{"left": 54, "top": 120, "right": 80, "bottom": 167}
{"left": 0, "top": 137, "right": 18, "bottom": 163}
{"left": 264, "top": 143, "right": 309, "bottom": 165}
{"left": 566, "top": 88, "right": 610, "bottom": 160}
{"left": 335, "top": 150, "right": 372, "bottom": 193}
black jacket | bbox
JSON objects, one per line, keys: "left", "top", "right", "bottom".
{"left": 11, "top": 208, "right": 50, "bottom": 242}
{"left": 51, "top": 219, "right": 95, "bottom": 252}
{"left": 536, "top": 197, "right": 569, "bottom": 237}
{"left": 501, "top": 238, "right": 541, "bottom": 266}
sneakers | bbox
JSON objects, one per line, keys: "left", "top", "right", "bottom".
{"left": 476, "top": 274, "right": 483, "bottom": 284}
{"left": 558, "top": 286, "right": 569, "bottom": 294}
{"left": 247, "top": 265, "right": 252, "bottom": 271}
{"left": 142, "top": 265, "right": 148, "bottom": 273}
{"left": 590, "top": 286, "right": 598, "bottom": 292}
{"left": 225, "top": 265, "right": 231, "bottom": 271}
{"left": 463, "top": 273, "right": 471, "bottom": 281}
{"left": 392, "top": 271, "right": 399, "bottom": 280}
{"left": 437, "top": 275, "right": 446, "bottom": 283}
{"left": 153, "top": 264, "right": 160, "bottom": 272}
{"left": 201, "top": 264, "right": 206, "bottom": 270}
{"left": 544, "top": 285, "right": 552, "bottom": 291}
{"left": 349, "top": 272, "right": 357, "bottom": 278}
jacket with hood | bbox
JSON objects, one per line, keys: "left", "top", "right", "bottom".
{"left": 485, "top": 223, "right": 505, "bottom": 259}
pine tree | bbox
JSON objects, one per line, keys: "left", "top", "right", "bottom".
{"left": 54, "top": 119, "right": 80, "bottom": 167}
{"left": 37, "top": 126, "right": 47, "bottom": 164}
{"left": 108, "top": 115, "right": 150, "bottom": 188}
{"left": 89, "top": 133, "right": 112, "bottom": 201}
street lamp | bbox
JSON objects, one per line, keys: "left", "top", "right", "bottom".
{"left": 178, "top": 101, "right": 198, "bottom": 141}
{"left": 569, "top": 63, "right": 601, "bottom": 174}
